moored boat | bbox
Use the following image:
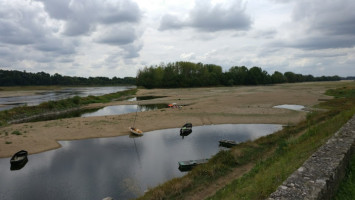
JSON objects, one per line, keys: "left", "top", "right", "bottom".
{"left": 180, "top": 122, "right": 192, "bottom": 136}
{"left": 219, "top": 139, "right": 237, "bottom": 148}
{"left": 178, "top": 158, "right": 208, "bottom": 171}
{"left": 10, "top": 150, "right": 28, "bottom": 170}
{"left": 129, "top": 127, "right": 143, "bottom": 136}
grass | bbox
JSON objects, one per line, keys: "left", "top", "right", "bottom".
{"left": 11, "top": 130, "right": 22, "bottom": 135}
{"left": 136, "top": 83, "right": 355, "bottom": 200}
{"left": 333, "top": 152, "right": 355, "bottom": 200}
{"left": 208, "top": 109, "right": 355, "bottom": 200}
{"left": 0, "top": 88, "right": 137, "bottom": 126}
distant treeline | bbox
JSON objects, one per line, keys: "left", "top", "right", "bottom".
{"left": 0, "top": 69, "right": 136, "bottom": 86}
{"left": 136, "top": 61, "right": 341, "bottom": 88}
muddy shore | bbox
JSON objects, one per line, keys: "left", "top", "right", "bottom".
{"left": 0, "top": 82, "right": 346, "bottom": 158}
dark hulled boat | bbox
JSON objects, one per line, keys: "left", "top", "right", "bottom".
{"left": 219, "top": 139, "right": 237, "bottom": 148}
{"left": 10, "top": 150, "right": 28, "bottom": 170}
{"left": 178, "top": 158, "right": 208, "bottom": 171}
{"left": 180, "top": 123, "right": 192, "bottom": 136}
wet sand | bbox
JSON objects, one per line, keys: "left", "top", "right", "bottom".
{"left": 0, "top": 81, "right": 349, "bottom": 158}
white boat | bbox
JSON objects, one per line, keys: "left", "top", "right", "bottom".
{"left": 129, "top": 103, "right": 143, "bottom": 136}
{"left": 129, "top": 127, "right": 143, "bottom": 136}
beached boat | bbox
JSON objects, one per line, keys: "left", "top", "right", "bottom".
{"left": 178, "top": 158, "right": 208, "bottom": 171}
{"left": 129, "top": 127, "right": 143, "bottom": 136}
{"left": 129, "top": 102, "right": 143, "bottom": 136}
{"left": 10, "top": 150, "right": 28, "bottom": 170}
{"left": 180, "top": 123, "right": 192, "bottom": 136}
{"left": 219, "top": 139, "right": 237, "bottom": 148}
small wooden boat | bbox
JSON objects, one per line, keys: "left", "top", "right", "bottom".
{"left": 10, "top": 150, "right": 28, "bottom": 170}
{"left": 178, "top": 158, "right": 208, "bottom": 171}
{"left": 129, "top": 127, "right": 143, "bottom": 136}
{"left": 219, "top": 139, "right": 237, "bottom": 148}
{"left": 180, "top": 123, "right": 192, "bottom": 136}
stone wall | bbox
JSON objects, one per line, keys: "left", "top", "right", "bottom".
{"left": 268, "top": 114, "right": 355, "bottom": 200}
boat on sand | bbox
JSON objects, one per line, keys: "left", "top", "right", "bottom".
{"left": 129, "top": 127, "right": 143, "bottom": 136}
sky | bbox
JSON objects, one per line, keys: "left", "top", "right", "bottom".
{"left": 0, "top": 0, "right": 354, "bottom": 78}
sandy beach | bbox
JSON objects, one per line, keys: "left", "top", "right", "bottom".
{"left": 0, "top": 81, "right": 347, "bottom": 158}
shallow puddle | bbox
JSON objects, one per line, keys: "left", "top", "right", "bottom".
{"left": 0, "top": 124, "right": 282, "bottom": 200}
{"left": 273, "top": 104, "right": 305, "bottom": 111}
{"left": 81, "top": 104, "right": 168, "bottom": 117}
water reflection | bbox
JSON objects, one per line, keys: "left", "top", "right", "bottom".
{"left": 81, "top": 104, "right": 168, "bottom": 117}
{"left": 0, "top": 124, "right": 282, "bottom": 200}
{"left": 0, "top": 86, "right": 135, "bottom": 111}
{"left": 273, "top": 104, "right": 305, "bottom": 111}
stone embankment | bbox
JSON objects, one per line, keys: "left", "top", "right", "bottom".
{"left": 269, "top": 114, "right": 355, "bottom": 200}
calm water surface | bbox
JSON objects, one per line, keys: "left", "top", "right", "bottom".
{"left": 0, "top": 86, "right": 135, "bottom": 111}
{"left": 273, "top": 104, "right": 305, "bottom": 111}
{"left": 81, "top": 104, "right": 168, "bottom": 117}
{"left": 0, "top": 124, "right": 282, "bottom": 200}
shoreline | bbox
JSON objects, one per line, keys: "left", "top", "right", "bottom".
{"left": 0, "top": 82, "right": 345, "bottom": 158}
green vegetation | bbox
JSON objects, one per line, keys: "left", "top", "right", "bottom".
{"left": 11, "top": 130, "right": 22, "bottom": 135}
{"left": 5, "top": 141, "right": 12, "bottom": 144}
{"left": 136, "top": 84, "right": 355, "bottom": 200}
{"left": 0, "top": 69, "right": 136, "bottom": 86}
{"left": 333, "top": 153, "right": 355, "bottom": 200}
{"left": 0, "top": 88, "right": 137, "bottom": 126}
{"left": 137, "top": 61, "right": 341, "bottom": 88}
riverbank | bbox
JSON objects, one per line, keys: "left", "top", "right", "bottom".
{"left": 0, "top": 81, "right": 351, "bottom": 158}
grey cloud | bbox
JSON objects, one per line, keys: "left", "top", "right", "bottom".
{"left": 159, "top": 0, "right": 251, "bottom": 32}
{"left": 159, "top": 14, "right": 184, "bottom": 30}
{"left": 96, "top": 26, "right": 137, "bottom": 45}
{"left": 121, "top": 43, "right": 143, "bottom": 59}
{"left": 98, "top": 1, "right": 141, "bottom": 24}
{"left": 251, "top": 29, "right": 277, "bottom": 39}
{"left": 0, "top": 3, "right": 45, "bottom": 45}
{"left": 36, "top": 0, "right": 71, "bottom": 20}
{"left": 0, "top": 1, "right": 78, "bottom": 66}
{"left": 34, "top": 38, "right": 78, "bottom": 55}
{"left": 294, "top": 52, "right": 348, "bottom": 58}
{"left": 37, "top": 0, "right": 142, "bottom": 36}
{"left": 288, "top": 36, "right": 355, "bottom": 50}
{"left": 0, "top": 21, "right": 34, "bottom": 45}
{"left": 288, "top": 0, "right": 355, "bottom": 50}
{"left": 58, "top": 57, "right": 75, "bottom": 63}
{"left": 64, "top": 19, "right": 94, "bottom": 36}
{"left": 188, "top": 1, "right": 251, "bottom": 32}
{"left": 293, "top": 0, "right": 355, "bottom": 36}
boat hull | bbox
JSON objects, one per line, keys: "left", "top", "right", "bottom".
{"left": 219, "top": 140, "right": 237, "bottom": 148}
{"left": 178, "top": 158, "right": 208, "bottom": 171}
{"left": 129, "top": 127, "right": 143, "bottom": 136}
{"left": 10, "top": 150, "right": 28, "bottom": 170}
{"left": 180, "top": 122, "right": 192, "bottom": 136}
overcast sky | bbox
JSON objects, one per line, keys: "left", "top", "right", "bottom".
{"left": 0, "top": 0, "right": 354, "bottom": 78}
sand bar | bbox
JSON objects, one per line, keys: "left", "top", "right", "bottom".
{"left": 0, "top": 81, "right": 351, "bottom": 158}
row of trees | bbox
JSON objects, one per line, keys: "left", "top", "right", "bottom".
{"left": 137, "top": 62, "right": 341, "bottom": 88}
{"left": 0, "top": 69, "right": 136, "bottom": 86}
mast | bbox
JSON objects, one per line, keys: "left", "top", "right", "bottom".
{"left": 132, "top": 103, "right": 139, "bottom": 128}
